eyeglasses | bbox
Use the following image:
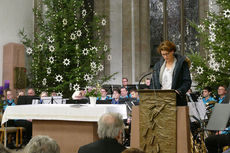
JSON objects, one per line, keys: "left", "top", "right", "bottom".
{"left": 161, "top": 52, "right": 171, "bottom": 57}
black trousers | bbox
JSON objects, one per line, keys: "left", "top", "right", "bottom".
{"left": 205, "top": 134, "right": 230, "bottom": 153}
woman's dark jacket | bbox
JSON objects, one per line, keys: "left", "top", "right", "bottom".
{"left": 151, "top": 53, "right": 192, "bottom": 106}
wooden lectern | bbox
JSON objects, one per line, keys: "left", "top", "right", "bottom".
{"left": 130, "top": 90, "right": 190, "bottom": 153}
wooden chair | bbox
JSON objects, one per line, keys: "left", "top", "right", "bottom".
{"left": 0, "top": 112, "right": 25, "bottom": 148}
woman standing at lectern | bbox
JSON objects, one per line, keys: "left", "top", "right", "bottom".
{"left": 151, "top": 40, "right": 192, "bottom": 106}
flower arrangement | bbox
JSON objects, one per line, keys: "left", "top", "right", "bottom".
{"left": 85, "top": 85, "right": 101, "bottom": 98}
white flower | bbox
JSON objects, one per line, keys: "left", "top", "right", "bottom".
{"left": 42, "top": 78, "right": 47, "bottom": 86}
{"left": 82, "top": 9, "right": 87, "bottom": 17}
{"left": 49, "top": 56, "right": 54, "bottom": 64}
{"left": 84, "top": 74, "right": 91, "bottom": 81}
{"left": 107, "top": 54, "right": 112, "bottom": 61}
{"left": 208, "top": 74, "right": 216, "bottom": 82}
{"left": 76, "top": 30, "right": 82, "bottom": 37}
{"left": 26, "top": 47, "right": 33, "bottom": 55}
{"left": 56, "top": 92, "right": 63, "bottom": 97}
{"left": 63, "top": 19, "right": 67, "bottom": 26}
{"left": 48, "top": 36, "right": 55, "bottom": 43}
{"left": 101, "top": 18, "right": 106, "bottom": 26}
{"left": 49, "top": 45, "right": 55, "bottom": 52}
{"left": 221, "top": 59, "right": 226, "bottom": 68}
{"left": 63, "top": 58, "right": 70, "bottom": 66}
{"left": 209, "top": 33, "right": 216, "bottom": 42}
{"left": 223, "top": 9, "right": 230, "bottom": 18}
{"left": 90, "top": 62, "right": 97, "bottom": 69}
{"left": 76, "top": 44, "right": 79, "bottom": 50}
{"left": 56, "top": 74, "right": 63, "bottom": 82}
{"left": 73, "top": 83, "right": 80, "bottom": 91}
{"left": 196, "top": 66, "right": 204, "bottom": 75}
{"left": 98, "top": 64, "right": 104, "bottom": 71}
{"left": 82, "top": 48, "right": 89, "bottom": 55}
{"left": 209, "top": 23, "right": 215, "bottom": 31}
{"left": 47, "top": 67, "right": 51, "bottom": 74}
{"left": 213, "top": 63, "right": 220, "bottom": 72}
{"left": 103, "top": 44, "right": 108, "bottom": 51}
{"left": 38, "top": 44, "right": 43, "bottom": 50}
{"left": 70, "top": 33, "right": 76, "bottom": 40}
{"left": 198, "top": 24, "right": 205, "bottom": 32}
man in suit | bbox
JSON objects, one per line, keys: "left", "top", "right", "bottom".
{"left": 78, "top": 112, "right": 126, "bottom": 153}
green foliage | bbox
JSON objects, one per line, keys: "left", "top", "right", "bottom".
{"left": 19, "top": 0, "right": 113, "bottom": 97}
{"left": 188, "top": 0, "right": 230, "bottom": 91}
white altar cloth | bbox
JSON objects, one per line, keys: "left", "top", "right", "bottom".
{"left": 1, "top": 104, "right": 127, "bottom": 125}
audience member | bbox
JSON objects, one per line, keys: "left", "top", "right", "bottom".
{"left": 217, "top": 85, "right": 227, "bottom": 104}
{"left": 111, "top": 88, "right": 121, "bottom": 104}
{"left": 78, "top": 112, "right": 126, "bottom": 153}
{"left": 202, "top": 87, "right": 216, "bottom": 104}
{"left": 97, "top": 88, "right": 112, "bottom": 100}
{"left": 24, "top": 135, "right": 60, "bottom": 153}
{"left": 27, "top": 88, "right": 36, "bottom": 96}
{"left": 122, "top": 148, "right": 145, "bottom": 153}
{"left": 120, "top": 87, "right": 129, "bottom": 99}
{"left": 0, "top": 143, "right": 11, "bottom": 153}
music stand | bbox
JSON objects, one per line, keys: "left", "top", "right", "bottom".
{"left": 206, "top": 103, "right": 230, "bottom": 131}
{"left": 188, "top": 101, "right": 207, "bottom": 122}
{"left": 17, "top": 96, "right": 40, "bottom": 105}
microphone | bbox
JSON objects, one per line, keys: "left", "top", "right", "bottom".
{"left": 138, "top": 69, "right": 155, "bottom": 89}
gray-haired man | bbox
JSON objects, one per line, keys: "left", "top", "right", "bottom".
{"left": 78, "top": 113, "right": 126, "bottom": 153}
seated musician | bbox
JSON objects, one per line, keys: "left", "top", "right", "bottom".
{"left": 202, "top": 87, "right": 216, "bottom": 104}
{"left": 97, "top": 88, "right": 112, "bottom": 100}
{"left": 205, "top": 124, "right": 230, "bottom": 153}
{"left": 216, "top": 85, "right": 227, "bottom": 104}
{"left": 129, "top": 88, "right": 139, "bottom": 102}
{"left": 111, "top": 88, "right": 120, "bottom": 104}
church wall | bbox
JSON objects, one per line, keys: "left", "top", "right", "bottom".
{"left": 0, "top": 0, "right": 33, "bottom": 85}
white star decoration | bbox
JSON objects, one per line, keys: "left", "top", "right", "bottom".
{"left": 196, "top": 66, "right": 204, "bottom": 75}
{"left": 55, "top": 74, "right": 63, "bottom": 82}
{"left": 82, "top": 48, "right": 89, "bottom": 55}
{"left": 73, "top": 83, "right": 80, "bottom": 91}
{"left": 26, "top": 48, "right": 33, "bottom": 55}
{"left": 42, "top": 78, "right": 47, "bottom": 86}
{"left": 63, "top": 58, "right": 70, "bottom": 66}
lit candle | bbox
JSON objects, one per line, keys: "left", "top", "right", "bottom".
{"left": 0, "top": 86, "right": 3, "bottom": 95}
{"left": 4, "top": 80, "right": 10, "bottom": 90}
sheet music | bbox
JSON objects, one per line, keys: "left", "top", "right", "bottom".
{"left": 188, "top": 100, "right": 207, "bottom": 122}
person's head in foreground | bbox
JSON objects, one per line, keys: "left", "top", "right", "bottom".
{"left": 0, "top": 143, "right": 11, "bottom": 153}
{"left": 24, "top": 135, "right": 60, "bottom": 153}
{"left": 97, "top": 112, "right": 124, "bottom": 140}
{"left": 122, "top": 148, "right": 146, "bottom": 153}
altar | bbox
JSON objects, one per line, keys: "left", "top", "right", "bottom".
{"left": 2, "top": 104, "right": 127, "bottom": 153}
